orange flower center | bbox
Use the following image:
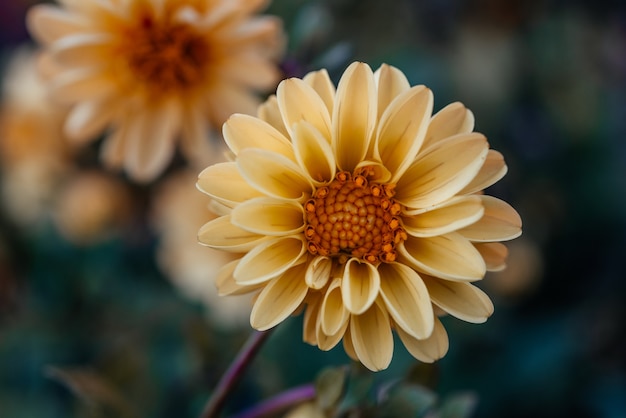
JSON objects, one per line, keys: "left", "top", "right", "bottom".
{"left": 125, "top": 16, "right": 209, "bottom": 92}
{"left": 304, "top": 171, "right": 407, "bottom": 264}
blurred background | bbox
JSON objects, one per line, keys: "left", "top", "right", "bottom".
{"left": 1, "top": 0, "right": 625, "bottom": 417}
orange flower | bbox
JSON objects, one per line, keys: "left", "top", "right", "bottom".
{"left": 27, "top": 0, "right": 284, "bottom": 181}
{"left": 197, "top": 62, "right": 522, "bottom": 371}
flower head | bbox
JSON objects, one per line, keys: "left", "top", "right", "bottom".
{"left": 197, "top": 62, "right": 522, "bottom": 371}
{"left": 27, "top": 0, "right": 285, "bottom": 181}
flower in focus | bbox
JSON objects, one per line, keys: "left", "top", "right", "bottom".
{"left": 0, "top": 47, "right": 73, "bottom": 228}
{"left": 197, "top": 62, "right": 522, "bottom": 371}
{"left": 27, "top": 0, "right": 285, "bottom": 181}
{"left": 152, "top": 169, "right": 252, "bottom": 328}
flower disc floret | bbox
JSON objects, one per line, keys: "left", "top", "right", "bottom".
{"left": 304, "top": 171, "right": 406, "bottom": 263}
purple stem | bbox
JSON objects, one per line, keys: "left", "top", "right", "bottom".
{"left": 200, "top": 329, "right": 274, "bottom": 418}
{"left": 231, "top": 384, "right": 317, "bottom": 418}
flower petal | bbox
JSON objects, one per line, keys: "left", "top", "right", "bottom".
{"left": 50, "top": 32, "right": 115, "bottom": 66}
{"left": 374, "top": 63, "right": 411, "bottom": 120}
{"left": 180, "top": 107, "right": 213, "bottom": 168}
{"left": 305, "top": 256, "right": 332, "bottom": 289}
{"left": 459, "top": 150, "right": 508, "bottom": 195}
{"left": 342, "top": 326, "right": 358, "bottom": 361}
{"left": 395, "top": 133, "right": 489, "bottom": 209}
{"left": 124, "top": 102, "right": 180, "bottom": 182}
{"left": 400, "top": 233, "right": 486, "bottom": 281}
{"left": 198, "top": 215, "right": 266, "bottom": 252}
{"left": 237, "top": 148, "right": 312, "bottom": 201}
{"left": 475, "top": 242, "right": 508, "bottom": 271}
{"left": 223, "top": 113, "right": 294, "bottom": 159}
{"left": 332, "top": 62, "right": 377, "bottom": 172}
{"left": 376, "top": 85, "right": 433, "bottom": 182}
{"left": 277, "top": 78, "right": 331, "bottom": 139}
{"left": 65, "top": 98, "right": 117, "bottom": 143}
{"left": 197, "top": 162, "right": 264, "bottom": 208}
{"left": 378, "top": 263, "right": 434, "bottom": 339}
{"left": 422, "top": 102, "right": 474, "bottom": 150}
{"left": 303, "top": 292, "right": 322, "bottom": 345}
{"left": 234, "top": 236, "right": 307, "bottom": 285}
{"left": 320, "top": 278, "right": 350, "bottom": 336}
{"left": 292, "top": 121, "right": 336, "bottom": 184}
{"left": 303, "top": 68, "right": 335, "bottom": 113}
{"left": 257, "top": 95, "right": 288, "bottom": 137}
{"left": 421, "top": 276, "right": 494, "bottom": 323}
{"left": 396, "top": 316, "right": 449, "bottom": 363}
{"left": 27, "top": 5, "right": 88, "bottom": 44}
{"left": 350, "top": 301, "right": 393, "bottom": 371}
{"left": 459, "top": 196, "right": 522, "bottom": 242}
{"left": 341, "top": 258, "right": 380, "bottom": 314}
{"left": 250, "top": 263, "right": 309, "bottom": 330}
{"left": 216, "top": 258, "right": 263, "bottom": 296}
{"left": 402, "top": 195, "right": 485, "bottom": 237}
{"left": 231, "top": 197, "right": 304, "bottom": 236}
{"left": 50, "top": 68, "right": 116, "bottom": 103}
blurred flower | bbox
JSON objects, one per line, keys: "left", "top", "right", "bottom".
{"left": 53, "top": 170, "right": 134, "bottom": 245}
{"left": 197, "top": 62, "right": 521, "bottom": 371}
{"left": 152, "top": 169, "right": 252, "bottom": 328}
{"left": 27, "top": 0, "right": 285, "bottom": 182}
{"left": 0, "top": 47, "right": 73, "bottom": 228}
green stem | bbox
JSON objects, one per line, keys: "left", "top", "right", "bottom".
{"left": 199, "top": 329, "right": 274, "bottom": 418}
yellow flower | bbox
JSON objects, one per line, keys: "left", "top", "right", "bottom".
{"left": 197, "top": 62, "right": 522, "bottom": 371}
{"left": 27, "top": 0, "right": 285, "bottom": 181}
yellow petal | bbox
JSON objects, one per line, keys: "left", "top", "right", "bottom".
{"left": 124, "top": 102, "right": 180, "bottom": 182}
{"left": 341, "top": 258, "right": 380, "bottom": 315}
{"left": 223, "top": 114, "right": 294, "bottom": 159}
{"left": 400, "top": 233, "right": 486, "bottom": 281}
{"left": 303, "top": 293, "right": 322, "bottom": 345}
{"left": 292, "top": 121, "right": 336, "bottom": 184}
{"left": 277, "top": 78, "right": 331, "bottom": 139}
{"left": 50, "top": 33, "right": 115, "bottom": 66}
{"left": 475, "top": 242, "right": 508, "bottom": 271}
{"left": 50, "top": 68, "right": 116, "bottom": 103}
{"left": 402, "top": 195, "right": 485, "bottom": 237}
{"left": 422, "top": 276, "right": 494, "bottom": 323}
{"left": 65, "top": 98, "right": 117, "bottom": 144}
{"left": 231, "top": 197, "right": 304, "bottom": 236}
{"left": 257, "top": 95, "right": 288, "bottom": 137}
{"left": 303, "top": 68, "right": 336, "bottom": 113}
{"left": 350, "top": 301, "right": 393, "bottom": 371}
{"left": 376, "top": 85, "right": 433, "bottom": 182}
{"left": 378, "top": 263, "right": 434, "bottom": 339}
{"left": 374, "top": 63, "right": 411, "bottom": 120}
{"left": 396, "top": 316, "right": 449, "bottom": 363}
{"left": 216, "top": 258, "right": 262, "bottom": 296}
{"left": 342, "top": 325, "right": 358, "bottom": 361}
{"left": 197, "top": 162, "right": 264, "bottom": 208}
{"left": 198, "top": 215, "right": 266, "bottom": 252}
{"left": 320, "top": 278, "right": 349, "bottom": 336}
{"left": 332, "top": 62, "right": 377, "bottom": 172}
{"left": 316, "top": 317, "right": 349, "bottom": 351}
{"left": 395, "top": 133, "right": 488, "bottom": 209}
{"left": 237, "top": 148, "right": 312, "bottom": 201}
{"left": 460, "top": 150, "right": 508, "bottom": 195}
{"left": 180, "top": 107, "right": 213, "bottom": 168}
{"left": 27, "top": 5, "right": 88, "bottom": 43}
{"left": 459, "top": 196, "right": 522, "bottom": 242}
{"left": 250, "top": 263, "right": 309, "bottom": 330}
{"left": 305, "top": 256, "right": 332, "bottom": 289}
{"left": 423, "top": 102, "right": 474, "bottom": 150}
{"left": 234, "top": 236, "right": 307, "bottom": 285}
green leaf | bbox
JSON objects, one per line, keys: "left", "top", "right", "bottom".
{"left": 375, "top": 383, "right": 437, "bottom": 418}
